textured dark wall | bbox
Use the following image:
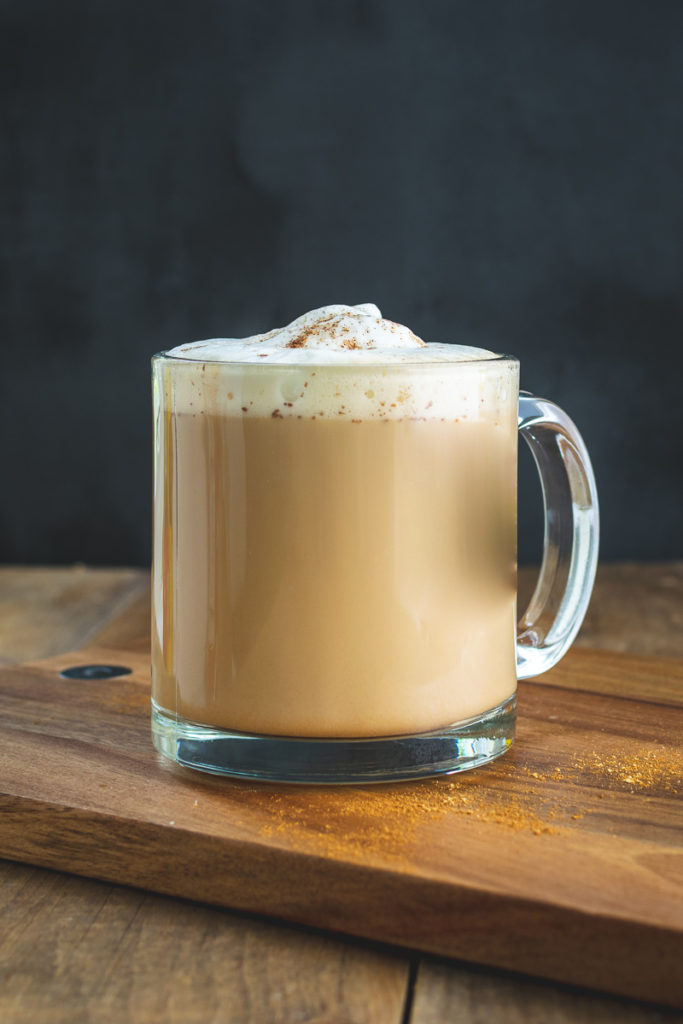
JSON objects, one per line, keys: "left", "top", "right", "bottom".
{"left": 2, "top": 0, "right": 682, "bottom": 565}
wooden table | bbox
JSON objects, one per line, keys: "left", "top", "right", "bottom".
{"left": 1, "top": 563, "right": 682, "bottom": 1024}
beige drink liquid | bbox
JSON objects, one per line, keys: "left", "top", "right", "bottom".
{"left": 152, "top": 311, "right": 518, "bottom": 738}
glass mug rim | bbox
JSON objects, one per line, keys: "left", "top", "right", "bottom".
{"left": 152, "top": 350, "right": 519, "bottom": 371}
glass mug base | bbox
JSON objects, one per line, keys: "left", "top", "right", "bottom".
{"left": 151, "top": 694, "right": 516, "bottom": 784}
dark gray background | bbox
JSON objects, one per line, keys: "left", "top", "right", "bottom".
{"left": 2, "top": 0, "right": 682, "bottom": 566}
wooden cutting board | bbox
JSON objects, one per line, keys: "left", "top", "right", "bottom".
{"left": 1, "top": 643, "right": 682, "bottom": 1008}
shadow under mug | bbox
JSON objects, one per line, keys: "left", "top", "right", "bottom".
{"left": 150, "top": 353, "right": 598, "bottom": 783}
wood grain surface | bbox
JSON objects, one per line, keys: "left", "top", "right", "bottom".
{"left": 410, "top": 962, "right": 683, "bottom": 1024}
{"left": 0, "top": 566, "right": 148, "bottom": 666}
{"left": 570, "top": 561, "right": 683, "bottom": 658}
{"left": 1, "top": 563, "right": 682, "bottom": 1023}
{"left": 1, "top": 639, "right": 683, "bottom": 1007}
{"left": 1, "top": 862, "right": 407, "bottom": 1024}
{"left": 0, "top": 567, "right": 414, "bottom": 1024}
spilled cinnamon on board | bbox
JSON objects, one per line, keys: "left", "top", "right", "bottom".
{"left": 247, "top": 739, "right": 683, "bottom": 863}
{"left": 255, "top": 776, "right": 561, "bottom": 864}
{"left": 573, "top": 748, "right": 682, "bottom": 794}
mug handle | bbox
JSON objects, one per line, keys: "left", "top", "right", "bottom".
{"left": 516, "top": 392, "right": 600, "bottom": 679}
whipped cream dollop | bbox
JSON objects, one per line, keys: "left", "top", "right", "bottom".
{"left": 163, "top": 305, "right": 514, "bottom": 421}
{"left": 167, "top": 303, "right": 496, "bottom": 364}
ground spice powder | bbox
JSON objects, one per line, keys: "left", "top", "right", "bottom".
{"left": 246, "top": 739, "right": 682, "bottom": 863}
{"left": 573, "top": 749, "right": 682, "bottom": 793}
{"left": 254, "top": 774, "right": 562, "bottom": 864}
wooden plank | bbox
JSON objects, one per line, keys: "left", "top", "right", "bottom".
{"left": 0, "top": 562, "right": 679, "bottom": 668}
{"left": 519, "top": 561, "right": 683, "bottom": 659}
{"left": 89, "top": 587, "right": 151, "bottom": 649}
{"left": 1, "top": 560, "right": 681, "bottom": 1021}
{"left": 578, "top": 561, "right": 683, "bottom": 658}
{"left": 0, "top": 562, "right": 676, "bottom": 668}
{"left": 527, "top": 646, "right": 683, "bottom": 707}
{"left": 410, "top": 962, "right": 683, "bottom": 1024}
{"left": 0, "top": 643, "right": 682, "bottom": 1006}
{"left": 0, "top": 566, "right": 148, "bottom": 666}
{"left": 87, "top": 562, "right": 682, "bottom": 660}
{"left": 0, "top": 569, "right": 411, "bottom": 1024}
{"left": 0, "top": 861, "right": 409, "bottom": 1024}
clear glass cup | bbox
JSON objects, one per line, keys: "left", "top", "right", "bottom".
{"left": 151, "top": 351, "right": 598, "bottom": 783}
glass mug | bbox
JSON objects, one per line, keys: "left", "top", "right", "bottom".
{"left": 151, "top": 350, "right": 598, "bottom": 782}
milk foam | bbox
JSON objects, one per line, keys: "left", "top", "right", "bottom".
{"left": 163, "top": 305, "right": 514, "bottom": 421}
